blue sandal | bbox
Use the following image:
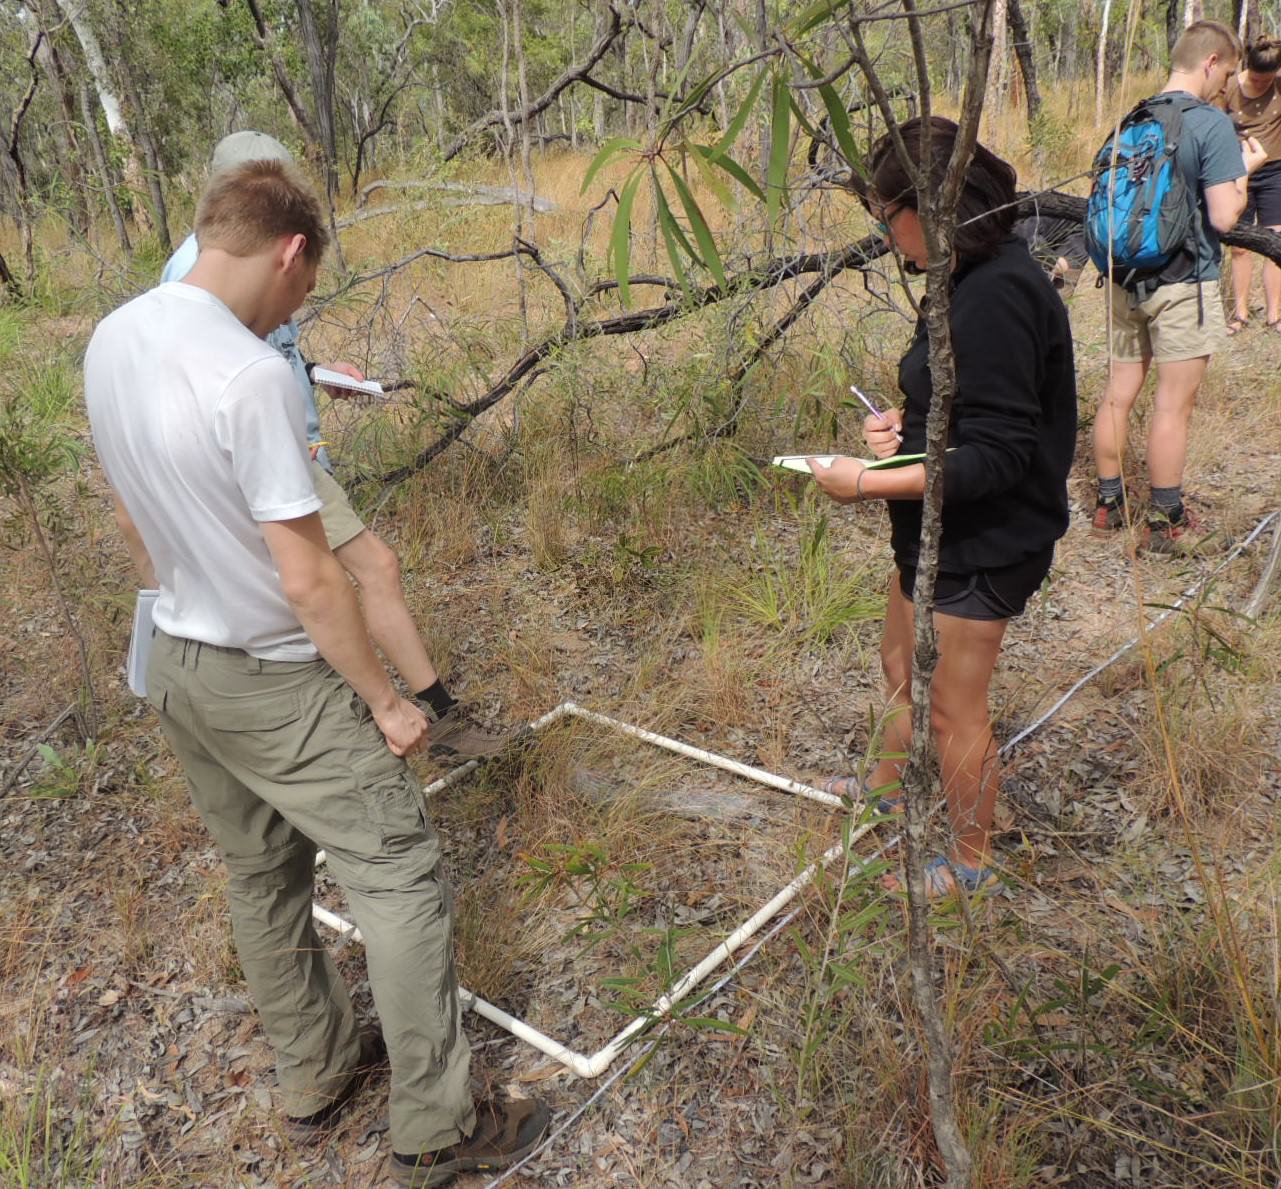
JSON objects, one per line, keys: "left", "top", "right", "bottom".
{"left": 820, "top": 775, "right": 903, "bottom": 816}
{"left": 923, "top": 854, "right": 999, "bottom": 898}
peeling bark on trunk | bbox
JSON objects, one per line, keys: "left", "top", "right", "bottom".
{"left": 55, "top": 0, "right": 152, "bottom": 233}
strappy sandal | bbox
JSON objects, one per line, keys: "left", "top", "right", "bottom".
{"left": 819, "top": 774, "right": 903, "bottom": 815}
{"left": 1225, "top": 315, "right": 1250, "bottom": 336}
{"left": 922, "top": 854, "right": 1000, "bottom": 898}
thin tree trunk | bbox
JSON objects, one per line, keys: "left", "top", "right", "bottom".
{"left": 983, "top": 0, "right": 1007, "bottom": 124}
{"left": 294, "top": 0, "right": 345, "bottom": 270}
{"left": 8, "top": 29, "right": 42, "bottom": 289}
{"left": 1183, "top": 0, "right": 1203, "bottom": 26}
{"left": 113, "top": 46, "right": 170, "bottom": 251}
{"left": 78, "top": 81, "right": 131, "bottom": 255}
{"left": 498, "top": 0, "right": 529, "bottom": 342}
{"left": 1007, "top": 0, "right": 1041, "bottom": 127}
{"left": 22, "top": 1, "right": 90, "bottom": 238}
{"left": 1096, "top": 0, "right": 1113, "bottom": 128}
{"left": 55, "top": 0, "right": 152, "bottom": 233}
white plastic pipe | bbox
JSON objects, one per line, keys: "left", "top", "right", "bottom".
{"left": 558, "top": 702, "right": 844, "bottom": 810}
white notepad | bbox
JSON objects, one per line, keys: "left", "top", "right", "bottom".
{"left": 126, "top": 589, "right": 159, "bottom": 698}
{"left": 310, "top": 366, "right": 385, "bottom": 399}
{"left": 771, "top": 453, "right": 931, "bottom": 475}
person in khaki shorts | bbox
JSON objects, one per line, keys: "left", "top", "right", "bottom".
{"left": 162, "top": 130, "right": 508, "bottom": 761}
{"left": 87, "top": 160, "right": 549, "bottom": 1187}
{"left": 1092, "top": 20, "right": 1268, "bottom": 554}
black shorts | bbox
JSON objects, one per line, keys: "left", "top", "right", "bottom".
{"left": 1243, "top": 162, "right": 1281, "bottom": 228}
{"left": 897, "top": 546, "right": 1054, "bottom": 621}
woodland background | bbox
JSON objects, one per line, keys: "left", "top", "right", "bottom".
{"left": 4, "top": 1, "right": 1281, "bottom": 1186}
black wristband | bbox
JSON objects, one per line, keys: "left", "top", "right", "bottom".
{"left": 304, "top": 360, "right": 316, "bottom": 383}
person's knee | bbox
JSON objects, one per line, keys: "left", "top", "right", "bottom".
{"left": 341, "top": 533, "right": 402, "bottom": 596}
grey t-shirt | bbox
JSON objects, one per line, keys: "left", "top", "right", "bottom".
{"left": 1168, "top": 92, "right": 1246, "bottom": 281}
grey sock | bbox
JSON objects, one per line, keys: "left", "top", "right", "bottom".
{"left": 1097, "top": 476, "right": 1124, "bottom": 505}
{"left": 1150, "top": 485, "right": 1184, "bottom": 523}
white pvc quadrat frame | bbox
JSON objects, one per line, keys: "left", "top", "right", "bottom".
{"left": 311, "top": 701, "right": 884, "bottom": 1079}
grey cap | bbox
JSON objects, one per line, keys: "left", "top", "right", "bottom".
{"left": 210, "top": 130, "right": 293, "bottom": 173}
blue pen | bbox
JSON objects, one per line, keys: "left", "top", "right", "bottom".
{"left": 849, "top": 384, "right": 904, "bottom": 442}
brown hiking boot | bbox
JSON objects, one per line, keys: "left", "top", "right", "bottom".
{"left": 1138, "top": 509, "right": 1227, "bottom": 557}
{"left": 283, "top": 1029, "right": 386, "bottom": 1144}
{"left": 389, "top": 1097, "right": 552, "bottom": 1187}
{"left": 426, "top": 704, "right": 520, "bottom": 759}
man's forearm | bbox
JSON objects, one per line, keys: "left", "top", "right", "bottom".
{"left": 286, "top": 561, "right": 398, "bottom": 714}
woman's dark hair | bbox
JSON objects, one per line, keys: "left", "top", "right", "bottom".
{"left": 1246, "top": 37, "right": 1281, "bottom": 73}
{"left": 850, "top": 116, "right": 1018, "bottom": 263}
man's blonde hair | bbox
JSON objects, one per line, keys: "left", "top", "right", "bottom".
{"left": 1171, "top": 20, "right": 1242, "bottom": 71}
{"left": 195, "top": 159, "right": 328, "bottom": 266}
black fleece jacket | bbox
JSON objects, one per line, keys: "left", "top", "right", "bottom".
{"left": 888, "top": 236, "right": 1078, "bottom": 572}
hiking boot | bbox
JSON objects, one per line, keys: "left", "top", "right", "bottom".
{"left": 1138, "top": 509, "right": 1225, "bottom": 557}
{"left": 426, "top": 703, "right": 520, "bottom": 759}
{"left": 390, "top": 1097, "right": 552, "bottom": 1187}
{"left": 283, "top": 1029, "right": 386, "bottom": 1144}
{"left": 1090, "top": 499, "right": 1128, "bottom": 537}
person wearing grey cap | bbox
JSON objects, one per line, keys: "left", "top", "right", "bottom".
{"left": 163, "top": 131, "right": 512, "bottom": 760}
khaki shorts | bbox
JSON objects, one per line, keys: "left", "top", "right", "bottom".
{"left": 1109, "top": 281, "right": 1225, "bottom": 364}
{"left": 309, "top": 461, "right": 365, "bottom": 551}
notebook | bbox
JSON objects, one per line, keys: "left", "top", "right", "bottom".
{"left": 771, "top": 452, "right": 929, "bottom": 475}
{"left": 126, "top": 589, "right": 159, "bottom": 698}
{"left": 310, "top": 366, "right": 385, "bottom": 399}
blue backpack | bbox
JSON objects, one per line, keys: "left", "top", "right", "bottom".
{"left": 1084, "top": 95, "right": 1200, "bottom": 292}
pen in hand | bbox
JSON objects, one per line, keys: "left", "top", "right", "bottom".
{"left": 849, "top": 384, "right": 904, "bottom": 442}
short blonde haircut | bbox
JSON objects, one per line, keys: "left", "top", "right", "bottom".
{"left": 195, "top": 159, "right": 328, "bottom": 266}
{"left": 1171, "top": 20, "right": 1242, "bottom": 71}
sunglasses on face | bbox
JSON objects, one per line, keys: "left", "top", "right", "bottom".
{"left": 871, "top": 203, "right": 908, "bottom": 237}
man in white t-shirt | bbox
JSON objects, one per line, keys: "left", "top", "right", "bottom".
{"left": 86, "top": 160, "right": 547, "bottom": 1186}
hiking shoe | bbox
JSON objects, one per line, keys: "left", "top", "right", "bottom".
{"left": 1138, "top": 509, "right": 1225, "bottom": 557}
{"left": 390, "top": 1097, "right": 552, "bottom": 1187}
{"left": 426, "top": 704, "right": 520, "bottom": 759}
{"left": 283, "top": 1029, "right": 386, "bottom": 1144}
{"left": 1090, "top": 500, "right": 1128, "bottom": 536}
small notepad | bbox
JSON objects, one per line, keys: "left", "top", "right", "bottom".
{"left": 126, "top": 589, "right": 159, "bottom": 698}
{"left": 310, "top": 366, "right": 385, "bottom": 399}
{"left": 771, "top": 452, "right": 930, "bottom": 475}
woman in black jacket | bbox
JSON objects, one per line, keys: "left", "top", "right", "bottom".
{"left": 812, "top": 118, "right": 1077, "bottom": 896}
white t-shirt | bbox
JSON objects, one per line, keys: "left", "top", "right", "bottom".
{"left": 85, "top": 282, "right": 323, "bottom": 660}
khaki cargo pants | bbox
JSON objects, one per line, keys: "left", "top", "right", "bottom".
{"left": 146, "top": 629, "right": 475, "bottom": 1154}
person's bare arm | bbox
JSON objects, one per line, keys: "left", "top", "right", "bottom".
{"left": 112, "top": 495, "right": 157, "bottom": 588}
{"left": 1205, "top": 178, "right": 1248, "bottom": 234}
{"left": 1205, "top": 140, "right": 1268, "bottom": 233}
{"left": 261, "top": 512, "right": 427, "bottom": 756}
